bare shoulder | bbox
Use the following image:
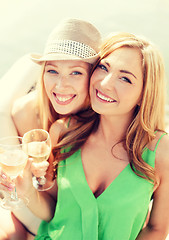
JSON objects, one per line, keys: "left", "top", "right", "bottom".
{"left": 12, "top": 91, "right": 37, "bottom": 113}
{"left": 49, "top": 118, "right": 70, "bottom": 147}
{"left": 145, "top": 132, "right": 169, "bottom": 235}
{"left": 153, "top": 132, "right": 169, "bottom": 176}
{"left": 11, "top": 91, "right": 39, "bottom": 136}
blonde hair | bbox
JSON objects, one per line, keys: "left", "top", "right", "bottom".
{"left": 36, "top": 63, "right": 59, "bottom": 131}
{"left": 51, "top": 32, "right": 166, "bottom": 184}
{"left": 33, "top": 61, "right": 97, "bottom": 178}
{"left": 99, "top": 32, "right": 166, "bottom": 183}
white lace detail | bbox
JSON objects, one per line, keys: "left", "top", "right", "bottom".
{"left": 44, "top": 39, "right": 97, "bottom": 58}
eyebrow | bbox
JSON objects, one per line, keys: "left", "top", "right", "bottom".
{"left": 45, "top": 63, "right": 85, "bottom": 69}
{"left": 45, "top": 63, "right": 56, "bottom": 67}
{"left": 105, "top": 61, "right": 110, "bottom": 68}
{"left": 102, "top": 61, "right": 137, "bottom": 79}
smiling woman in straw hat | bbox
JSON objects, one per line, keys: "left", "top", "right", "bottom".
{"left": 0, "top": 18, "right": 101, "bottom": 239}
{"left": 13, "top": 18, "right": 101, "bottom": 135}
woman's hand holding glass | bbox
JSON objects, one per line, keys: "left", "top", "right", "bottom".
{"left": 31, "top": 160, "right": 49, "bottom": 178}
{"left": 0, "top": 136, "right": 29, "bottom": 209}
{"left": 22, "top": 129, "right": 54, "bottom": 191}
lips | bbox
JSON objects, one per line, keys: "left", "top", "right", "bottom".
{"left": 96, "top": 89, "right": 116, "bottom": 103}
{"left": 53, "top": 92, "right": 76, "bottom": 105}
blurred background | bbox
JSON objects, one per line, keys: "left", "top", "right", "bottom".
{"left": 0, "top": 0, "right": 169, "bottom": 117}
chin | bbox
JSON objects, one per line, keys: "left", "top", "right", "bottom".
{"left": 90, "top": 105, "right": 101, "bottom": 115}
{"left": 54, "top": 107, "right": 78, "bottom": 116}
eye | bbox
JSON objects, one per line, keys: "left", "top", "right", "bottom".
{"left": 121, "top": 77, "right": 132, "bottom": 84}
{"left": 97, "top": 64, "right": 108, "bottom": 72}
{"left": 47, "top": 69, "right": 58, "bottom": 74}
{"left": 71, "top": 71, "right": 82, "bottom": 75}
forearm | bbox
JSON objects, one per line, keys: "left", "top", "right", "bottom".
{"left": 14, "top": 158, "right": 57, "bottom": 223}
{"left": 12, "top": 206, "right": 41, "bottom": 235}
{"left": 0, "top": 207, "right": 28, "bottom": 239}
{"left": 136, "top": 226, "right": 168, "bottom": 240}
{"left": 0, "top": 113, "right": 18, "bottom": 138}
{"left": 24, "top": 186, "right": 56, "bottom": 222}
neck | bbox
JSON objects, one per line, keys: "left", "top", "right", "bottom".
{"left": 97, "top": 114, "right": 132, "bottom": 145}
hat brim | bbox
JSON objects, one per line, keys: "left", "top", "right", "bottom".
{"left": 30, "top": 53, "right": 99, "bottom": 65}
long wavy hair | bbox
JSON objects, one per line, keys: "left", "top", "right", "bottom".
{"left": 97, "top": 32, "right": 166, "bottom": 184}
{"left": 34, "top": 62, "right": 98, "bottom": 172}
{"left": 52, "top": 32, "right": 166, "bottom": 184}
{"left": 50, "top": 63, "right": 99, "bottom": 172}
{"left": 35, "top": 63, "right": 59, "bottom": 131}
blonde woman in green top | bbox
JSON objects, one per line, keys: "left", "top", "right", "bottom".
{"left": 2, "top": 32, "right": 169, "bottom": 239}
{"left": 10, "top": 32, "right": 169, "bottom": 239}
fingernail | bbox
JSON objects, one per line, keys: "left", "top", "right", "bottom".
{"left": 1, "top": 174, "right": 7, "bottom": 179}
{"left": 8, "top": 185, "right": 14, "bottom": 191}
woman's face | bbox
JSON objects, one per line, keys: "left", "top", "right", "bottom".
{"left": 90, "top": 47, "right": 143, "bottom": 119}
{"left": 44, "top": 60, "right": 90, "bottom": 115}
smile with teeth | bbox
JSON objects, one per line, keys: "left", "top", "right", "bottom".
{"left": 96, "top": 90, "right": 115, "bottom": 103}
{"left": 53, "top": 92, "right": 76, "bottom": 104}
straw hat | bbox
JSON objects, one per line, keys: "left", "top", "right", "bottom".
{"left": 30, "top": 18, "right": 101, "bottom": 64}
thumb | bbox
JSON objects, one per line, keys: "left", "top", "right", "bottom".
{"left": 22, "top": 158, "right": 33, "bottom": 176}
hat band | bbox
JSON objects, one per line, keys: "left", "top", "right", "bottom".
{"left": 44, "top": 39, "right": 97, "bottom": 59}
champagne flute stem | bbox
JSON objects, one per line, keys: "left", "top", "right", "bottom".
{"left": 10, "top": 178, "right": 18, "bottom": 201}
{"left": 10, "top": 187, "right": 18, "bottom": 201}
{"left": 37, "top": 176, "right": 46, "bottom": 185}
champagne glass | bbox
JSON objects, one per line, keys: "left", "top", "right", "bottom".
{"left": 22, "top": 129, "right": 53, "bottom": 191}
{"left": 0, "top": 136, "right": 28, "bottom": 209}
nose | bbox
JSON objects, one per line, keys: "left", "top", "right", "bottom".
{"left": 55, "top": 75, "right": 69, "bottom": 88}
{"left": 100, "top": 73, "right": 114, "bottom": 90}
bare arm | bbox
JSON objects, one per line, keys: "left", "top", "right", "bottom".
{"left": 0, "top": 56, "right": 43, "bottom": 235}
{"left": 14, "top": 157, "right": 57, "bottom": 222}
{"left": 136, "top": 134, "right": 169, "bottom": 239}
{"left": 13, "top": 120, "right": 66, "bottom": 221}
{"left": 0, "top": 54, "right": 40, "bottom": 138}
{"left": 11, "top": 91, "right": 40, "bottom": 137}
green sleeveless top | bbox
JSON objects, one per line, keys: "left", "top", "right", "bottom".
{"left": 34, "top": 134, "right": 166, "bottom": 240}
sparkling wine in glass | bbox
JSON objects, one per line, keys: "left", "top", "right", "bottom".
{"left": 22, "top": 129, "right": 53, "bottom": 191}
{"left": 0, "top": 136, "right": 28, "bottom": 209}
